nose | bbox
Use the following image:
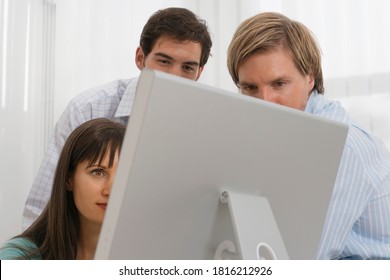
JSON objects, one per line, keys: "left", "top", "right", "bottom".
{"left": 102, "top": 177, "right": 114, "bottom": 197}
{"left": 165, "top": 65, "right": 183, "bottom": 77}
{"left": 260, "top": 89, "right": 277, "bottom": 103}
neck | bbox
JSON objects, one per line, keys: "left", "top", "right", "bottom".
{"left": 77, "top": 220, "right": 101, "bottom": 260}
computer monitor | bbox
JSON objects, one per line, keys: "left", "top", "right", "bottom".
{"left": 95, "top": 69, "right": 348, "bottom": 260}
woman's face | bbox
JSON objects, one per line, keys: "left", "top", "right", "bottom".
{"left": 68, "top": 150, "right": 119, "bottom": 228}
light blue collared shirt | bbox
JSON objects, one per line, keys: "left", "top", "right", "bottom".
{"left": 22, "top": 77, "right": 138, "bottom": 229}
{"left": 306, "top": 91, "right": 390, "bottom": 259}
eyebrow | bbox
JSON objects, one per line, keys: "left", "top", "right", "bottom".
{"left": 87, "top": 163, "right": 108, "bottom": 169}
{"left": 239, "top": 75, "right": 290, "bottom": 86}
{"left": 154, "top": 52, "right": 200, "bottom": 66}
{"left": 237, "top": 81, "right": 257, "bottom": 87}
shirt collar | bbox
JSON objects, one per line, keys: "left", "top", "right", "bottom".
{"left": 115, "top": 77, "right": 139, "bottom": 118}
{"left": 305, "top": 90, "right": 323, "bottom": 114}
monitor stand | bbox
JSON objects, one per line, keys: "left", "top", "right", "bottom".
{"left": 214, "top": 190, "right": 289, "bottom": 260}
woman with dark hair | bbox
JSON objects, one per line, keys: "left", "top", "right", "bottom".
{"left": 0, "top": 118, "right": 125, "bottom": 259}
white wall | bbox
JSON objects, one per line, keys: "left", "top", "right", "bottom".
{"left": 1, "top": 0, "right": 390, "bottom": 245}
{"left": 0, "top": 0, "right": 44, "bottom": 245}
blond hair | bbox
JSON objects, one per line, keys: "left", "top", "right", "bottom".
{"left": 227, "top": 12, "right": 324, "bottom": 94}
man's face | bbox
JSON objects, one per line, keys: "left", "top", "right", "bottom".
{"left": 136, "top": 35, "right": 203, "bottom": 81}
{"left": 237, "top": 47, "right": 314, "bottom": 111}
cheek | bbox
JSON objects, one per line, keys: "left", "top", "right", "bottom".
{"left": 72, "top": 185, "right": 100, "bottom": 222}
{"left": 295, "top": 88, "right": 309, "bottom": 110}
{"left": 72, "top": 188, "right": 88, "bottom": 211}
{"left": 184, "top": 71, "right": 200, "bottom": 81}
{"left": 143, "top": 57, "right": 160, "bottom": 69}
{"left": 72, "top": 180, "right": 95, "bottom": 210}
{"left": 280, "top": 86, "right": 308, "bottom": 110}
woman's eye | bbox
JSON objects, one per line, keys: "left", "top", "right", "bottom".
{"left": 91, "top": 169, "right": 105, "bottom": 177}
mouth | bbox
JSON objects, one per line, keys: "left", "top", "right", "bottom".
{"left": 96, "top": 203, "right": 107, "bottom": 210}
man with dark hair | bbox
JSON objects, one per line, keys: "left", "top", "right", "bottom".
{"left": 23, "top": 7, "right": 212, "bottom": 228}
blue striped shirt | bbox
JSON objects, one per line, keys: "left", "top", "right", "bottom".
{"left": 22, "top": 78, "right": 138, "bottom": 229}
{"left": 306, "top": 91, "right": 390, "bottom": 259}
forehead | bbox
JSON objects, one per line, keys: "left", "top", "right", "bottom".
{"left": 150, "top": 35, "right": 202, "bottom": 61}
{"left": 238, "top": 47, "right": 299, "bottom": 80}
{"left": 83, "top": 146, "right": 119, "bottom": 168}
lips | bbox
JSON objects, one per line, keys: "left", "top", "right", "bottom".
{"left": 97, "top": 203, "right": 107, "bottom": 210}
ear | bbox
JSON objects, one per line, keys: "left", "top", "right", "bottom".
{"left": 66, "top": 177, "right": 73, "bottom": 191}
{"left": 195, "top": 66, "right": 204, "bottom": 81}
{"left": 307, "top": 73, "right": 315, "bottom": 92}
{"left": 135, "top": 47, "right": 145, "bottom": 71}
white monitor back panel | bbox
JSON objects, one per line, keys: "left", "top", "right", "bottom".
{"left": 95, "top": 69, "right": 348, "bottom": 260}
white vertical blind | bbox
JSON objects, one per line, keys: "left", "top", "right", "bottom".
{"left": 1, "top": 0, "right": 9, "bottom": 109}
{"left": 0, "top": 0, "right": 44, "bottom": 244}
{"left": 42, "top": 0, "right": 56, "bottom": 150}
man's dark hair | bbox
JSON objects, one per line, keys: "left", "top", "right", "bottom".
{"left": 140, "top": 7, "right": 212, "bottom": 67}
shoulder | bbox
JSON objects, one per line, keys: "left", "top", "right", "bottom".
{"left": 325, "top": 104, "right": 390, "bottom": 185}
{"left": 308, "top": 94, "right": 380, "bottom": 153}
{"left": 310, "top": 94, "right": 390, "bottom": 183}
{"left": 55, "top": 78, "right": 135, "bottom": 129}
{"left": 62, "top": 78, "right": 136, "bottom": 122}
{"left": 70, "top": 78, "right": 134, "bottom": 107}
{"left": 0, "top": 237, "right": 41, "bottom": 260}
